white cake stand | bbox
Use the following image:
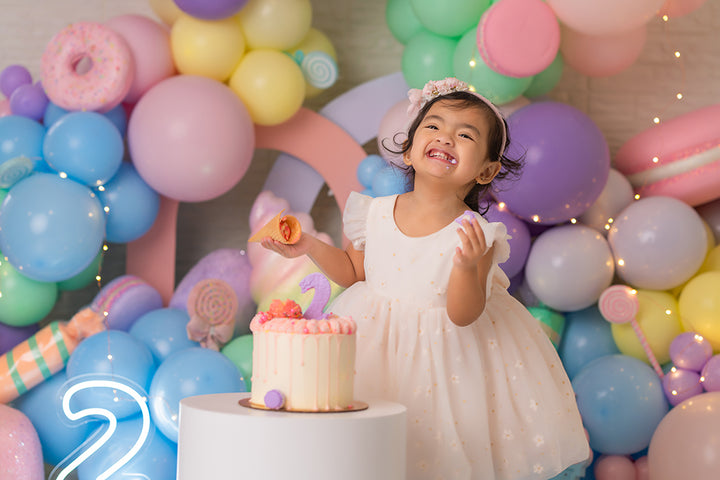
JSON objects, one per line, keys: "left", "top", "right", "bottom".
{"left": 177, "top": 392, "right": 407, "bottom": 480}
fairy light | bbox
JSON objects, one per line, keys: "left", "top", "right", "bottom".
{"left": 570, "top": 218, "right": 577, "bottom": 224}
{"left": 59, "top": 171, "right": 68, "bottom": 179}
{"left": 634, "top": 194, "right": 641, "bottom": 200}
{"left": 652, "top": 156, "right": 659, "bottom": 163}
{"left": 617, "top": 259, "right": 625, "bottom": 266}
{"left": 649, "top": 15, "right": 686, "bottom": 126}
{"left": 531, "top": 215, "right": 540, "bottom": 223}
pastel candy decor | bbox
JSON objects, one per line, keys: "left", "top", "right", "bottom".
{"left": 0, "top": 404, "right": 44, "bottom": 480}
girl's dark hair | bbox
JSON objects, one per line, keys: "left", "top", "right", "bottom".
{"left": 383, "top": 91, "right": 523, "bottom": 214}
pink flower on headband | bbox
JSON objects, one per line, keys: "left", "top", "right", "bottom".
{"left": 407, "top": 78, "right": 470, "bottom": 118}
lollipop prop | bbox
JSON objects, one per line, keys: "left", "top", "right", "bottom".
{"left": 598, "top": 285, "right": 664, "bottom": 378}
{"left": 186, "top": 278, "right": 238, "bottom": 351}
{"left": 248, "top": 210, "right": 302, "bottom": 244}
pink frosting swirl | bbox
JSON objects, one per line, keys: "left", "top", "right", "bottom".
{"left": 250, "top": 314, "right": 355, "bottom": 335}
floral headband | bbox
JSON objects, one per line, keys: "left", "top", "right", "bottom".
{"left": 407, "top": 77, "right": 507, "bottom": 160}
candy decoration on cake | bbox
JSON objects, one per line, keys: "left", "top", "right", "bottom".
{"left": 248, "top": 209, "right": 302, "bottom": 244}
{"left": 598, "top": 284, "right": 664, "bottom": 378}
{"left": 264, "top": 390, "right": 286, "bottom": 410}
{"left": 0, "top": 307, "right": 105, "bottom": 404}
{"left": 186, "top": 278, "right": 239, "bottom": 351}
{"left": 299, "top": 272, "right": 331, "bottom": 319}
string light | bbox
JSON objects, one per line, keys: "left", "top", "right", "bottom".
{"left": 649, "top": 15, "right": 687, "bottom": 126}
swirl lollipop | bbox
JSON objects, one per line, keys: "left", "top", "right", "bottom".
{"left": 0, "top": 155, "right": 33, "bottom": 188}
{"left": 300, "top": 51, "right": 338, "bottom": 89}
{"left": 599, "top": 284, "right": 664, "bottom": 377}
{"left": 186, "top": 278, "right": 238, "bottom": 351}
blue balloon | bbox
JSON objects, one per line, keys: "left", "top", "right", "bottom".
{"left": 0, "top": 115, "right": 46, "bottom": 172}
{"left": 356, "top": 154, "right": 387, "bottom": 188}
{"left": 572, "top": 354, "right": 669, "bottom": 455}
{"left": 66, "top": 330, "right": 156, "bottom": 420}
{"left": 149, "top": 347, "right": 246, "bottom": 442}
{"left": 0, "top": 173, "right": 106, "bottom": 282}
{"left": 44, "top": 102, "right": 127, "bottom": 138}
{"left": 76, "top": 418, "right": 177, "bottom": 480}
{"left": 12, "top": 369, "right": 99, "bottom": 466}
{"left": 371, "top": 164, "right": 409, "bottom": 197}
{"left": 43, "top": 111, "right": 123, "bottom": 187}
{"left": 129, "top": 308, "right": 198, "bottom": 365}
{"left": 43, "top": 102, "right": 69, "bottom": 128}
{"left": 558, "top": 305, "right": 620, "bottom": 380}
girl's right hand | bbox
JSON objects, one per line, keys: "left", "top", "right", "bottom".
{"left": 259, "top": 232, "right": 313, "bottom": 258}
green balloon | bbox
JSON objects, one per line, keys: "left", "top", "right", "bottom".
{"left": 410, "top": 0, "right": 490, "bottom": 37}
{"left": 452, "top": 28, "right": 533, "bottom": 105}
{"left": 57, "top": 249, "right": 104, "bottom": 291}
{"left": 0, "top": 189, "right": 8, "bottom": 205}
{"left": 0, "top": 260, "right": 58, "bottom": 327}
{"left": 527, "top": 306, "right": 565, "bottom": 349}
{"left": 523, "top": 53, "right": 565, "bottom": 98}
{"left": 386, "top": 0, "right": 424, "bottom": 45}
{"left": 402, "top": 29, "right": 459, "bottom": 89}
{"left": 222, "top": 334, "right": 254, "bottom": 390}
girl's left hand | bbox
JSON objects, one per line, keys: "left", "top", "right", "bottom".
{"left": 454, "top": 218, "right": 490, "bottom": 270}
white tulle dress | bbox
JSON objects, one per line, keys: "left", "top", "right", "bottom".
{"left": 328, "top": 193, "right": 590, "bottom": 480}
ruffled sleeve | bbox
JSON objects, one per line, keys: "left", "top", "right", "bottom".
{"left": 342, "top": 192, "right": 373, "bottom": 251}
{"left": 479, "top": 218, "right": 512, "bottom": 301}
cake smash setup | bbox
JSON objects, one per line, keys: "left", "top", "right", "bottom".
{"left": 1, "top": 0, "right": 720, "bottom": 479}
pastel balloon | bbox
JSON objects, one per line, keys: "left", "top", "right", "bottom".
{"left": 610, "top": 290, "right": 682, "bottom": 366}
{"left": 0, "top": 173, "right": 106, "bottom": 282}
{"left": 0, "top": 99, "right": 10, "bottom": 117}
{"left": 371, "top": 164, "right": 409, "bottom": 197}
{"left": 526, "top": 305, "right": 564, "bottom": 348}
{"left": 129, "top": 308, "right": 198, "bottom": 365}
{"left": 608, "top": 196, "right": 707, "bottom": 290}
{"left": 149, "top": 347, "right": 245, "bottom": 442}
{"left": 237, "top": 0, "right": 312, "bottom": 50}
{"left": 171, "top": 13, "right": 245, "bottom": 82}
{"left": 659, "top": 0, "right": 709, "bottom": 18}
{"left": 288, "top": 28, "right": 338, "bottom": 98}
{"left": 484, "top": 202, "right": 531, "bottom": 279}
{"left": 558, "top": 305, "right": 620, "bottom": 380}
{"left": 0, "top": 259, "right": 58, "bottom": 327}
{"left": 678, "top": 271, "right": 720, "bottom": 350}
{"left": 560, "top": 24, "right": 648, "bottom": 78}
{"left": 128, "top": 75, "right": 254, "bottom": 202}
{"left": 221, "top": 333, "right": 253, "bottom": 389}
{"left": 579, "top": 169, "right": 634, "bottom": 235}
{"left": 0, "top": 115, "right": 46, "bottom": 172}
{"left": 0, "top": 322, "right": 37, "bottom": 355}
{"left": 9, "top": 83, "right": 48, "bottom": 122}
{"left": 594, "top": 455, "right": 636, "bottom": 480}
{"left": 648, "top": 392, "right": 720, "bottom": 480}
{"left": 410, "top": 0, "right": 490, "bottom": 37}
{"left": 385, "top": 0, "right": 424, "bottom": 44}
{"left": 376, "top": 99, "right": 410, "bottom": 166}
{"left": 106, "top": 14, "right": 177, "bottom": 104}
{"left": 0, "top": 64, "right": 32, "bottom": 98}
{"left": 572, "top": 354, "right": 669, "bottom": 455}
{"left": 229, "top": 49, "right": 306, "bottom": 126}
{"left": 357, "top": 154, "right": 388, "bottom": 189}
{"left": 546, "top": 0, "right": 665, "bottom": 36}
{"left": 700, "top": 355, "right": 720, "bottom": 392}
{"left": 662, "top": 367, "right": 703, "bottom": 406}
{"left": 56, "top": 249, "right": 103, "bottom": 291}
{"left": 148, "top": 0, "right": 184, "bottom": 25}
{"left": 493, "top": 102, "right": 610, "bottom": 224}
{"left": 44, "top": 102, "right": 128, "bottom": 138}
{"left": 402, "top": 29, "right": 458, "bottom": 89}
{"left": 524, "top": 224, "right": 615, "bottom": 312}
{"left": 697, "top": 198, "right": 720, "bottom": 245}
{"left": 669, "top": 331, "right": 713, "bottom": 372}
{"left": 522, "top": 53, "right": 564, "bottom": 99}
{"left": 174, "top": 0, "right": 248, "bottom": 19}
{"left": 96, "top": 162, "right": 160, "bottom": 243}
{"left": 0, "top": 404, "right": 44, "bottom": 479}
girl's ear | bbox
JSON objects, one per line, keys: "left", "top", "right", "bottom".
{"left": 475, "top": 162, "right": 501, "bottom": 185}
{"left": 403, "top": 153, "right": 412, "bottom": 166}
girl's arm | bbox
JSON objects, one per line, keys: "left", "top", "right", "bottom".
{"left": 260, "top": 233, "right": 365, "bottom": 288}
{"left": 446, "top": 218, "right": 495, "bottom": 327}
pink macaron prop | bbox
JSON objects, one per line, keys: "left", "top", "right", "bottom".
{"left": 477, "top": 0, "right": 560, "bottom": 78}
{"left": 90, "top": 274, "right": 164, "bottom": 331}
{"left": 598, "top": 284, "right": 664, "bottom": 378}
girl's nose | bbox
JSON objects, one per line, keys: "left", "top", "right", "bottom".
{"left": 435, "top": 131, "right": 453, "bottom": 145}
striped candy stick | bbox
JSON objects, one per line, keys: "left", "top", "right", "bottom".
{"left": 598, "top": 284, "right": 664, "bottom": 378}
{"left": 0, "top": 307, "right": 105, "bottom": 404}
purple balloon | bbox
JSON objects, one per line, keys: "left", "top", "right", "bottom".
{"left": 174, "top": 0, "right": 249, "bottom": 19}
{"left": 701, "top": 355, "right": 720, "bottom": 392}
{"left": 662, "top": 367, "right": 704, "bottom": 406}
{"left": 0, "top": 65, "right": 32, "bottom": 98}
{"left": 484, "top": 203, "right": 531, "bottom": 279}
{"left": 669, "top": 331, "right": 713, "bottom": 372}
{"left": 494, "top": 101, "right": 610, "bottom": 225}
{"left": 9, "top": 83, "right": 48, "bottom": 121}
{"left": 0, "top": 322, "right": 38, "bottom": 355}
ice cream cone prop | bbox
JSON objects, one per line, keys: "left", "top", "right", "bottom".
{"left": 248, "top": 210, "right": 302, "bottom": 244}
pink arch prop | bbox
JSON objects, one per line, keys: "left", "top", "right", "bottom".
{"left": 126, "top": 107, "right": 366, "bottom": 304}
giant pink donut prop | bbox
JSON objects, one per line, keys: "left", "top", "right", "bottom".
{"left": 614, "top": 103, "right": 720, "bottom": 206}
{"left": 41, "top": 22, "right": 134, "bottom": 112}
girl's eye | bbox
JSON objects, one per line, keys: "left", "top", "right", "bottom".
{"left": 425, "top": 124, "right": 438, "bottom": 130}
{"left": 459, "top": 133, "right": 474, "bottom": 140}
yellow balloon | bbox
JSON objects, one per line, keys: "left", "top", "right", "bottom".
{"left": 238, "top": 0, "right": 312, "bottom": 50}
{"left": 148, "top": 0, "right": 183, "bottom": 26}
{"left": 171, "top": 14, "right": 246, "bottom": 82}
{"left": 229, "top": 49, "right": 305, "bottom": 126}
{"left": 611, "top": 289, "right": 682, "bottom": 365}
{"left": 287, "top": 28, "right": 338, "bottom": 98}
{"left": 672, "top": 243, "right": 720, "bottom": 296}
{"left": 678, "top": 271, "right": 720, "bottom": 350}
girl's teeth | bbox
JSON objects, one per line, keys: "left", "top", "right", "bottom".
{"left": 450, "top": 159, "right": 457, "bottom": 165}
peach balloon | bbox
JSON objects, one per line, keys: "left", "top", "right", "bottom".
{"left": 0, "top": 404, "right": 44, "bottom": 480}
{"left": 648, "top": 392, "right": 720, "bottom": 480}
{"left": 106, "top": 14, "right": 176, "bottom": 104}
{"left": 560, "top": 24, "right": 647, "bottom": 77}
{"left": 547, "top": 0, "right": 664, "bottom": 36}
{"left": 594, "top": 455, "right": 636, "bottom": 480}
{"left": 376, "top": 98, "right": 409, "bottom": 166}
{"left": 658, "top": 0, "right": 709, "bottom": 18}
{"left": 634, "top": 455, "right": 649, "bottom": 480}
{"left": 148, "top": 0, "right": 183, "bottom": 26}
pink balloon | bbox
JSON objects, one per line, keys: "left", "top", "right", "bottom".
{"left": 634, "top": 455, "right": 649, "bottom": 480}
{"left": 547, "top": 0, "right": 664, "bottom": 35}
{"left": 658, "top": 0, "right": 709, "bottom": 18}
{"left": 560, "top": 24, "right": 647, "bottom": 77}
{"left": 0, "top": 98, "right": 10, "bottom": 117}
{"left": 648, "top": 392, "right": 720, "bottom": 480}
{"left": 0, "top": 404, "right": 44, "bottom": 480}
{"left": 594, "top": 455, "right": 636, "bottom": 480}
{"left": 376, "top": 98, "right": 409, "bottom": 166}
{"left": 128, "top": 75, "right": 254, "bottom": 202}
{"left": 106, "top": 14, "right": 176, "bottom": 105}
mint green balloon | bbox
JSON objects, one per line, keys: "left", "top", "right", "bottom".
{"left": 57, "top": 249, "right": 103, "bottom": 291}
{"left": 222, "top": 334, "right": 253, "bottom": 390}
{"left": 452, "top": 28, "right": 533, "bottom": 105}
{"left": 386, "top": 0, "right": 424, "bottom": 45}
{"left": 402, "top": 29, "right": 459, "bottom": 89}
{"left": 524, "top": 53, "right": 565, "bottom": 98}
{"left": 528, "top": 305, "right": 565, "bottom": 349}
{"left": 410, "top": 0, "right": 490, "bottom": 37}
{"left": 0, "top": 259, "right": 58, "bottom": 327}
